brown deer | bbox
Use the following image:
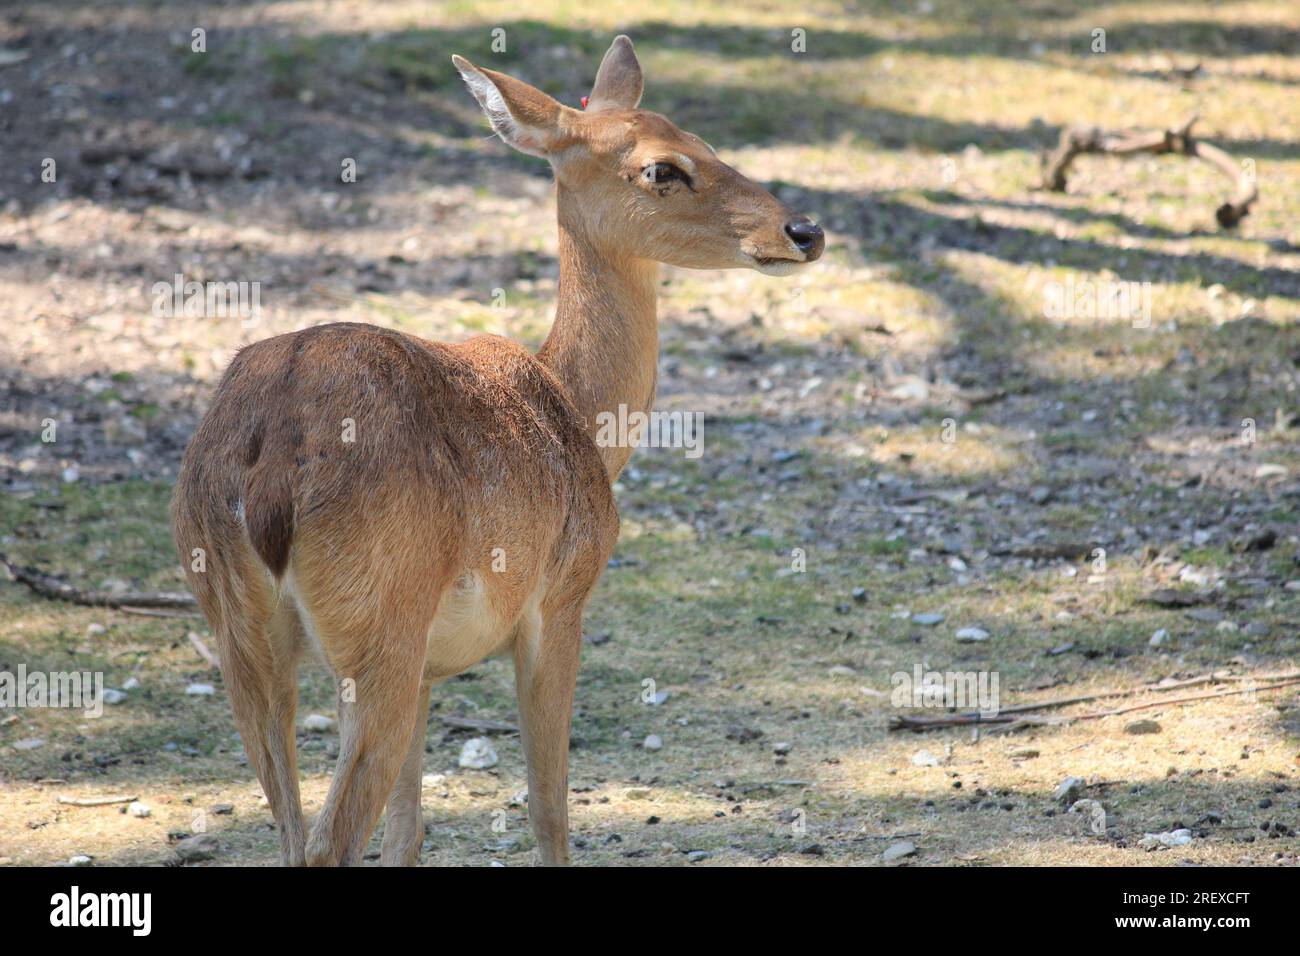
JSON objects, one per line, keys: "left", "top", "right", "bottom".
{"left": 171, "top": 35, "right": 824, "bottom": 867}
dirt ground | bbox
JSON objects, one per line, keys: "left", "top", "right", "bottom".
{"left": 1, "top": 0, "right": 1298, "bottom": 866}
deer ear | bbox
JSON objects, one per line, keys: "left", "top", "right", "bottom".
{"left": 452, "top": 55, "right": 569, "bottom": 158}
{"left": 586, "top": 35, "right": 643, "bottom": 111}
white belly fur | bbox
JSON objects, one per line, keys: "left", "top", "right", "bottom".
{"left": 422, "top": 571, "right": 519, "bottom": 677}
{"left": 280, "top": 567, "right": 527, "bottom": 680}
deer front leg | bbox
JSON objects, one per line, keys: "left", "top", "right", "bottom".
{"left": 512, "top": 605, "right": 582, "bottom": 866}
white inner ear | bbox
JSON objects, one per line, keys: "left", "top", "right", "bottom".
{"left": 457, "top": 66, "right": 548, "bottom": 158}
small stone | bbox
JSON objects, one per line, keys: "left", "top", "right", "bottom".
{"left": 121, "top": 677, "right": 140, "bottom": 691}
{"left": 185, "top": 683, "right": 215, "bottom": 696}
{"left": 68, "top": 855, "right": 94, "bottom": 867}
{"left": 209, "top": 803, "right": 235, "bottom": 815}
{"left": 173, "top": 834, "right": 217, "bottom": 863}
{"left": 128, "top": 801, "right": 151, "bottom": 818}
{"left": 1125, "top": 719, "right": 1162, "bottom": 735}
{"left": 1009, "top": 747, "right": 1039, "bottom": 759}
{"left": 13, "top": 738, "right": 45, "bottom": 751}
{"left": 1149, "top": 628, "right": 1168, "bottom": 647}
{"left": 458, "top": 737, "right": 499, "bottom": 770}
{"left": 1138, "top": 828, "right": 1192, "bottom": 851}
{"left": 725, "top": 725, "right": 763, "bottom": 743}
{"left": 827, "top": 664, "right": 856, "bottom": 677}
{"left": 1255, "top": 464, "right": 1288, "bottom": 480}
{"left": 421, "top": 774, "right": 447, "bottom": 789}
{"left": 851, "top": 587, "right": 868, "bottom": 603}
{"left": 61, "top": 466, "right": 80, "bottom": 484}
{"left": 912, "top": 612, "right": 945, "bottom": 626}
{"left": 646, "top": 691, "right": 669, "bottom": 706}
{"left": 624, "top": 788, "right": 652, "bottom": 800}
{"left": 1054, "top": 776, "right": 1086, "bottom": 803}
{"left": 954, "top": 626, "right": 989, "bottom": 643}
{"left": 799, "top": 843, "right": 824, "bottom": 856}
{"left": 686, "top": 850, "right": 711, "bottom": 863}
{"left": 643, "top": 734, "right": 663, "bottom": 751}
{"left": 773, "top": 741, "right": 793, "bottom": 756}
{"left": 882, "top": 840, "right": 917, "bottom": 862}
{"left": 911, "top": 749, "right": 941, "bottom": 767}
{"left": 302, "top": 714, "right": 334, "bottom": 733}
{"left": 101, "top": 688, "right": 128, "bottom": 705}
{"left": 86, "top": 622, "right": 106, "bottom": 636}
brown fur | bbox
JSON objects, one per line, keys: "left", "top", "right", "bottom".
{"left": 170, "top": 36, "right": 821, "bottom": 867}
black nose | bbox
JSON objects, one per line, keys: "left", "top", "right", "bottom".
{"left": 784, "top": 219, "right": 825, "bottom": 259}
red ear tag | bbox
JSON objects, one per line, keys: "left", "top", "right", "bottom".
{"left": 580, "top": 96, "right": 589, "bottom": 109}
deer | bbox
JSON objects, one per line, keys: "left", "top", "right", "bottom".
{"left": 170, "top": 35, "right": 824, "bottom": 867}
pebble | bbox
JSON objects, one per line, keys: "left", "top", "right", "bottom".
{"left": 68, "top": 855, "right": 94, "bottom": 867}
{"left": 1149, "top": 628, "right": 1168, "bottom": 647}
{"left": 773, "top": 741, "right": 793, "bottom": 755}
{"left": 458, "top": 737, "right": 499, "bottom": 770}
{"left": 912, "top": 612, "right": 945, "bottom": 626}
{"left": 827, "top": 665, "right": 856, "bottom": 677}
{"left": 643, "top": 734, "right": 663, "bottom": 751}
{"left": 302, "top": 714, "right": 335, "bottom": 733}
{"left": 686, "top": 850, "right": 711, "bottom": 863}
{"left": 954, "top": 626, "right": 989, "bottom": 643}
{"left": 86, "top": 622, "right": 106, "bottom": 636}
{"left": 101, "top": 689, "right": 128, "bottom": 705}
{"left": 912, "top": 749, "right": 941, "bottom": 767}
{"left": 882, "top": 840, "right": 917, "bottom": 862}
{"left": 13, "top": 738, "right": 45, "bottom": 751}
{"left": 1054, "top": 776, "right": 1086, "bottom": 803}
{"left": 121, "top": 677, "right": 140, "bottom": 691}
{"left": 1138, "top": 828, "right": 1192, "bottom": 850}
{"left": 128, "top": 801, "right": 151, "bottom": 818}
{"left": 1125, "top": 719, "right": 1162, "bottom": 735}
{"left": 421, "top": 773, "right": 447, "bottom": 789}
{"left": 173, "top": 834, "right": 217, "bottom": 863}
{"left": 185, "top": 683, "right": 215, "bottom": 696}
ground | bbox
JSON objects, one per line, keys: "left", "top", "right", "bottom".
{"left": 1, "top": 0, "right": 1298, "bottom": 867}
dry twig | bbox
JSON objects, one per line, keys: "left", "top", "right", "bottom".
{"left": 1039, "top": 114, "right": 1258, "bottom": 227}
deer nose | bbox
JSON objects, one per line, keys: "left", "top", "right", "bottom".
{"left": 784, "top": 219, "right": 825, "bottom": 260}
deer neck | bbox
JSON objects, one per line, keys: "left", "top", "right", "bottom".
{"left": 538, "top": 191, "right": 659, "bottom": 481}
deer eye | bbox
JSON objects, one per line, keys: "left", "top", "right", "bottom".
{"left": 641, "top": 162, "right": 688, "bottom": 187}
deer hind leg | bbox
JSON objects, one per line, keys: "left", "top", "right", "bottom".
{"left": 513, "top": 603, "right": 583, "bottom": 866}
{"left": 379, "top": 671, "right": 436, "bottom": 867}
{"left": 209, "top": 572, "right": 306, "bottom": 865}
{"left": 305, "top": 620, "right": 428, "bottom": 867}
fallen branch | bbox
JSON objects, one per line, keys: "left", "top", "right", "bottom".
{"left": 188, "top": 631, "right": 221, "bottom": 669}
{"left": 0, "top": 552, "right": 197, "bottom": 609}
{"left": 889, "top": 671, "right": 1300, "bottom": 731}
{"left": 120, "top": 606, "right": 202, "bottom": 619}
{"left": 1039, "top": 114, "right": 1258, "bottom": 227}
{"left": 57, "top": 795, "right": 139, "bottom": 807}
{"left": 441, "top": 715, "right": 518, "bottom": 734}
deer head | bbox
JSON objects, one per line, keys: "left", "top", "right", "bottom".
{"left": 453, "top": 36, "right": 825, "bottom": 275}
